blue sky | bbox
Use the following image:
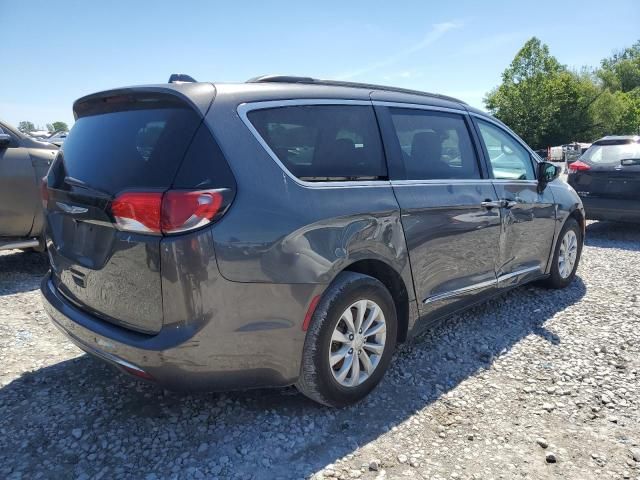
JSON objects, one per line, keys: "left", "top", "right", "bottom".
{"left": 2, "top": 0, "right": 639, "bottom": 128}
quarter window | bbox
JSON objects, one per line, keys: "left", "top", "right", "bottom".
{"left": 248, "top": 105, "right": 386, "bottom": 181}
{"left": 476, "top": 120, "right": 535, "bottom": 180}
{"left": 388, "top": 109, "right": 481, "bottom": 180}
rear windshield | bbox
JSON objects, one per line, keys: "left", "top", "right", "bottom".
{"left": 61, "top": 106, "right": 201, "bottom": 194}
{"left": 582, "top": 141, "right": 640, "bottom": 165}
{"left": 247, "top": 105, "right": 386, "bottom": 181}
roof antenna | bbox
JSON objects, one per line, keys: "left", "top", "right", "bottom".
{"left": 168, "top": 74, "right": 197, "bottom": 84}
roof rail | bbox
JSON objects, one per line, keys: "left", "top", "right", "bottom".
{"left": 169, "top": 74, "right": 197, "bottom": 84}
{"left": 246, "top": 75, "right": 466, "bottom": 104}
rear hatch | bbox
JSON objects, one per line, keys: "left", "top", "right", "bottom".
{"left": 569, "top": 139, "right": 640, "bottom": 200}
{"left": 44, "top": 86, "right": 216, "bottom": 334}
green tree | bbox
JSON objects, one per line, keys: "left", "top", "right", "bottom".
{"left": 596, "top": 41, "right": 640, "bottom": 134}
{"left": 485, "top": 37, "right": 640, "bottom": 147}
{"left": 599, "top": 41, "right": 640, "bottom": 93}
{"left": 51, "top": 121, "right": 69, "bottom": 132}
{"left": 484, "top": 37, "right": 571, "bottom": 148}
{"left": 17, "top": 121, "right": 35, "bottom": 133}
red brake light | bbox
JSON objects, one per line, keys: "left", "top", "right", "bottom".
{"left": 111, "top": 192, "right": 163, "bottom": 233}
{"left": 40, "top": 177, "right": 49, "bottom": 208}
{"left": 568, "top": 160, "right": 591, "bottom": 172}
{"left": 110, "top": 189, "right": 226, "bottom": 235}
{"left": 161, "top": 190, "right": 224, "bottom": 234}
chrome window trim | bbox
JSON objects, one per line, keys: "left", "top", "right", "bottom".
{"left": 371, "top": 101, "right": 466, "bottom": 115}
{"left": 423, "top": 266, "right": 541, "bottom": 303}
{"left": 391, "top": 179, "right": 493, "bottom": 186}
{"left": 491, "top": 179, "right": 538, "bottom": 186}
{"left": 237, "top": 99, "right": 391, "bottom": 189}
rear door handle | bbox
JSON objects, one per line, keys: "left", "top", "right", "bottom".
{"left": 481, "top": 200, "right": 503, "bottom": 209}
{"left": 481, "top": 200, "right": 518, "bottom": 209}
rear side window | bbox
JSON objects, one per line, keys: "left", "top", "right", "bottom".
{"left": 247, "top": 105, "right": 386, "bottom": 181}
{"left": 61, "top": 106, "right": 201, "bottom": 194}
{"left": 582, "top": 141, "right": 640, "bottom": 165}
{"left": 388, "top": 109, "right": 481, "bottom": 180}
{"left": 476, "top": 120, "right": 535, "bottom": 181}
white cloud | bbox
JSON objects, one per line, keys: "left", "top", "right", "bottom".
{"left": 336, "top": 21, "right": 463, "bottom": 80}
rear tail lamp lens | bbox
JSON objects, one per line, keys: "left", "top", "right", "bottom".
{"left": 111, "top": 192, "right": 163, "bottom": 233}
{"left": 568, "top": 160, "right": 591, "bottom": 172}
{"left": 161, "top": 190, "right": 224, "bottom": 234}
{"left": 110, "top": 189, "right": 228, "bottom": 235}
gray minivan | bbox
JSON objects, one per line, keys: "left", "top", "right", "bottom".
{"left": 41, "top": 76, "right": 584, "bottom": 407}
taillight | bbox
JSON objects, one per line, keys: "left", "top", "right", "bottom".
{"left": 568, "top": 160, "right": 591, "bottom": 172}
{"left": 40, "top": 177, "right": 49, "bottom": 208}
{"left": 111, "top": 192, "right": 163, "bottom": 233}
{"left": 161, "top": 190, "right": 224, "bottom": 234}
{"left": 110, "top": 189, "right": 228, "bottom": 235}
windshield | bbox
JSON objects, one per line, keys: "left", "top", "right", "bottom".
{"left": 582, "top": 141, "right": 640, "bottom": 165}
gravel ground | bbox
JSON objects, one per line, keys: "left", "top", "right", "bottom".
{"left": 0, "top": 221, "right": 639, "bottom": 480}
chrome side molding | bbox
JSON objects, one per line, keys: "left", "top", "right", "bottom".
{"left": 423, "top": 266, "right": 540, "bottom": 304}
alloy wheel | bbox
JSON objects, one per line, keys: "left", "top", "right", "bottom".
{"left": 558, "top": 229, "right": 578, "bottom": 279}
{"left": 328, "top": 299, "right": 387, "bottom": 387}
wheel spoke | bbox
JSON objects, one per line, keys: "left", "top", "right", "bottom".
{"left": 360, "top": 304, "right": 378, "bottom": 335}
{"left": 364, "top": 342, "right": 384, "bottom": 355}
{"left": 354, "top": 300, "right": 367, "bottom": 333}
{"left": 336, "top": 354, "right": 353, "bottom": 382}
{"left": 360, "top": 349, "right": 374, "bottom": 374}
{"left": 330, "top": 346, "right": 349, "bottom": 366}
{"left": 364, "top": 321, "right": 386, "bottom": 338}
{"left": 349, "top": 354, "right": 361, "bottom": 386}
{"left": 331, "top": 329, "right": 350, "bottom": 344}
{"left": 341, "top": 309, "right": 355, "bottom": 334}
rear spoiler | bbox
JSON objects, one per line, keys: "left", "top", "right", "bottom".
{"left": 72, "top": 83, "right": 215, "bottom": 120}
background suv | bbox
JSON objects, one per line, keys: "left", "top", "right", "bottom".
{"left": 568, "top": 135, "right": 640, "bottom": 223}
{"left": 41, "top": 76, "right": 584, "bottom": 407}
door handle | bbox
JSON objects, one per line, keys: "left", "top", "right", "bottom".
{"left": 481, "top": 200, "right": 503, "bottom": 209}
{"left": 481, "top": 200, "right": 518, "bottom": 209}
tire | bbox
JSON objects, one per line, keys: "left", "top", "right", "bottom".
{"left": 296, "top": 272, "right": 397, "bottom": 407}
{"left": 541, "top": 217, "right": 582, "bottom": 289}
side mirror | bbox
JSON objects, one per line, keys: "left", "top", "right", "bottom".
{"left": 538, "top": 161, "right": 560, "bottom": 190}
{"left": 0, "top": 133, "right": 11, "bottom": 148}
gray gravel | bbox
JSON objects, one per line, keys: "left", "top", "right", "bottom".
{"left": 0, "top": 220, "right": 639, "bottom": 480}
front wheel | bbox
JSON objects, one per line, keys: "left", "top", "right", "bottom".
{"left": 296, "top": 272, "right": 397, "bottom": 407}
{"left": 542, "top": 217, "right": 582, "bottom": 289}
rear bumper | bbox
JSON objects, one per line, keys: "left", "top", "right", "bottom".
{"left": 41, "top": 272, "right": 320, "bottom": 391}
{"left": 580, "top": 196, "right": 640, "bottom": 223}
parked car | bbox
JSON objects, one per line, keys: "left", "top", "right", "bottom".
{"left": 0, "top": 120, "right": 57, "bottom": 251}
{"left": 46, "top": 130, "right": 68, "bottom": 147}
{"left": 568, "top": 135, "right": 640, "bottom": 223}
{"left": 40, "top": 76, "right": 585, "bottom": 407}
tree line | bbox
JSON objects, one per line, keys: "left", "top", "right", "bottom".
{"left": 18, "top": 120, "right": 69, "bottom": 133}
{"left": 485, "top": 38, "right": 640, "bottom": 149}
